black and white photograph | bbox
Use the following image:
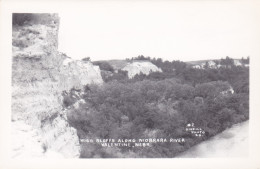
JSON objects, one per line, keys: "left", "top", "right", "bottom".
{"left": 1, "top": 0, "right": 260, "bottom": 168}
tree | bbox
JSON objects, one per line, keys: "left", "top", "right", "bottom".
{"left": 65, "top": 56, "right": 249, "bottom": 158}
{"left": 204, "top": 61, "right": 209, "bottom": 69}
{"left": 241, "top": 56, "right": 249, "bottom": 65}
{"left": 220, "top": 56, "right": 234, "bottom": 67}
{"left": 213, "top": 60, "right": 220, "bottom": 65}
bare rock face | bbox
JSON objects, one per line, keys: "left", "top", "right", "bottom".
{"left": 122, "top": 61, "right": 162, "bottom": 78}
{"left": 60, "top": 59, "right": 103, "bottom": 90}
{"left": 11, "top": 14, "right": 103, "bottom": 158}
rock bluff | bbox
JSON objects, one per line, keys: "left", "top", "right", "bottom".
{"left": 12, "top": 13, "right": 103, "bottom": 158}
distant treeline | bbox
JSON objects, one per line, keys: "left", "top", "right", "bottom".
{"left": 129, "top": 55, "right": 249, "bottom": 70}
{"left": 92, "top": 56, "right": 249, "bottom": 94}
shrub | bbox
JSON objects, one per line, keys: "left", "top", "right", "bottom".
{"left": 63, "top": 95, "right": 75, "bottom": 107}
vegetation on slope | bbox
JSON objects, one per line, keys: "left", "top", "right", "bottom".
{"left": 63, "top": 56, "right": 249, "bottom": 158}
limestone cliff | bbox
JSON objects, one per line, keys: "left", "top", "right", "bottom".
{"left": 11, "top": 13, "right": 103, "bottom": 158}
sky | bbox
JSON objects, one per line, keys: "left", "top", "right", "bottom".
{"left": 58, "top": 1, "right": 258, "bottom": 62}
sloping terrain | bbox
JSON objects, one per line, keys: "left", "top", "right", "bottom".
{"left": 106, "top": 60, "right": 129, "bottom": 70}
{"left": 11, "top": 14, "right": 103, "bottom": 158}
{"left": 177, "top": 121, "right": 248, "bottom": 158}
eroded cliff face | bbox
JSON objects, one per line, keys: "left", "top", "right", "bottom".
{"left": 60, "top": 58, "right": 103, "bottom": 90}
{"left": 122, "top": 61, "right": 162, "bottom": 79}
{"left": 11, "top": 14, "right": 103, "bottom": 158}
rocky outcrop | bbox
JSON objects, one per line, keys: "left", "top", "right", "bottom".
{"left": 11, "top": 14, "right": 103, "bottom": 158}
{"left": 60, "top": 59, "right": 103, "bottom": 90}
{"left": 122, "top": 61, "right": 162, "bottom": 78}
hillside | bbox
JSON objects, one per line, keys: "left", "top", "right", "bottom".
{"left": 106, "top": 60, "right": 129, "bottom": 70}
{"left": 177, "top": 121, "right": 248, "bottom": 157}
{"left": 12, "top": 13, "right": 103, "bottom": 158}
